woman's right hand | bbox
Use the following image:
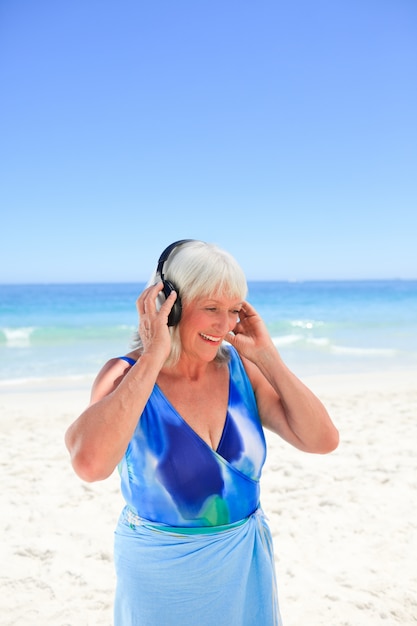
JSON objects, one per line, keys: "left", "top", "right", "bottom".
{"left": 136, "top": 282, "right": 177, "bottom": 362}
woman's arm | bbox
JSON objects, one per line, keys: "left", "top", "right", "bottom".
{"left": 243, "top": 352, "right": 338, "bottom": 453}
{"left": 64, "top": 352, "right": 164, "bottom": 481}
{"left": 225, "top": 301, "right": 339, "bottom": 454}
{"left": 64, "top": 283, "right": 177, "bottom": 482}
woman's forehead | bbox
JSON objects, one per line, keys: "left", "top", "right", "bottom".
{"left": 195, "top": 293, "right": 243, "bottom": 306}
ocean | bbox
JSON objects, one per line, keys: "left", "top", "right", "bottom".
{"left": 1, "top": 280, "right": 416, "bottom": 385}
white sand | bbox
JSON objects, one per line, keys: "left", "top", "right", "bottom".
{"left": 0, "top": 371, "right": 416, "bottom": 626}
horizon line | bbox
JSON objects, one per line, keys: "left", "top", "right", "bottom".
{"left": 1, "top": 277, "right": 416, "bottom": 286}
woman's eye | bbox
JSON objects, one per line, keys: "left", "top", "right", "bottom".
{"left": 204, "top": 307, "right": 240, "bottom": 314}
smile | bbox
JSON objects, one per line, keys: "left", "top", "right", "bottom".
{"left": 200, "top": 333, "right": 221, "bottom": 343}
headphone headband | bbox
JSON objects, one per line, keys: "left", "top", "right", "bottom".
{"left": 156, "top": 239, "right": 196, "bottom": 278}
{"left": 155, "top": 239, "right": 196, "bottom": 327}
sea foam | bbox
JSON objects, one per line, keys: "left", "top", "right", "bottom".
{"left": 1, "top": 327, "right": 35, "bottom": 347}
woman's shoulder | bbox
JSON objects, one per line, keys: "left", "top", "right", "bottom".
{"left": 89, "top": 350, "right": 141, "bottom": 403}
{"left": 116, "top": 353, "right": 139, "bottom": 366}
{"left": 224, "top": 343, "right": 243, "bottom": 366}
{"left": 225, "top": 343, "right": 258, "bottom": 385}
{"left": 101, "top": 349, "right": 141, "bottom": 373}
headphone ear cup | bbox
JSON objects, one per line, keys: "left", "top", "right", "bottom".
{"left": 162, "top": 280, "right": 182, "bottom": 327}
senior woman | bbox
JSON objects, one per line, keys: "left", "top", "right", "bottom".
{"left": 65, "top": 239, "right": 339, "bottom": 626}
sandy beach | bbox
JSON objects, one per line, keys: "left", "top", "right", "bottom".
{"left": 1, "top": 370, "right": 416, "bottom": 626}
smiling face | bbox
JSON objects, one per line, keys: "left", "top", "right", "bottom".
{"left": 179, "top": 294, "right": 243, "bottom": 361}
{"left": 157, "top": 241, "right": 248, "bottom": 367}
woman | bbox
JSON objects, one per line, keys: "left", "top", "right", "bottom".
{"left": 65, "top": 239, "right": 339, "bottom": 625}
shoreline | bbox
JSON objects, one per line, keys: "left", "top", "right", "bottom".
{"left": 0, "top": 364, "right": 414, "bottom": 394}
{"left": 1, "top": 367, "right": 416, "bottom": 625}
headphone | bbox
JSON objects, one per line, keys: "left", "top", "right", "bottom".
{"left": 156, "top": 239, "right": 196, "bottom": 326}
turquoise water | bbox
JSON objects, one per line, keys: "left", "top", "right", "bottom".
{"left": 1, "top": 281, "right": 416, "bottom": 384}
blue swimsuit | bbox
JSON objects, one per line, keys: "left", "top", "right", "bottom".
{"left": 117, "top": 345, "right": 266, "bottom": 528}
{"left": 113, "top": 345, "right": 282, "bottom": 625}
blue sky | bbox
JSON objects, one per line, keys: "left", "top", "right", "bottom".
{"left": 1, "top": 0, "right": 416, "bottom": 283}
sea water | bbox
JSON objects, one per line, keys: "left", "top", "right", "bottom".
{"left": 0, "top": 280, "right": 416, "bottom": 385}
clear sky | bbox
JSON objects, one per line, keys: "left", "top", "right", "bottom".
{"left": 1, "top": 0, "right": 416, "bottom": 283}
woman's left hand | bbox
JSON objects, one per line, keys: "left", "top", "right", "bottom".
{"left": 224, "top": 301, "right": 274, "bottom": 362}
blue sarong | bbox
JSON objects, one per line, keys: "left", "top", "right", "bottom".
{"left": 114, "top": 506, "right": 282, "bottom": 625}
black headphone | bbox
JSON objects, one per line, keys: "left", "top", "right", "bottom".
{"left": 156, "top": 239, "right": 196, "bottom": 326}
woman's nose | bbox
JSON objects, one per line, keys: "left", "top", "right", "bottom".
{"left": 216, "top": 311, "right": 234, "bottom": 333}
